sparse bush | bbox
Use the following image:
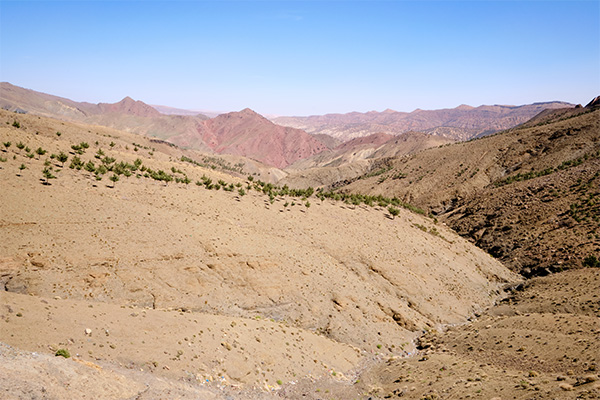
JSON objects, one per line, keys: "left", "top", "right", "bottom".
{"left": 84, "top": 160, "right": 95, "bottom": 174}
{"left": 12, "top": 120, "right": 20, "bottom": 128}
{"left": 388, "top": 206, "right": 400, "bottom": 219}
{"left": 42, "top": 167, "right": 56, "bottom": 184}
{"left": 16, "top": 142, "right": 25, "bottom": 151}
{"left": 56, "top": 152, "right": 68, "bottom": 167}
{"left": 56, "top": 131, "right": 62, "bottom": 137}
{"left": 35, "top": 147, "right": 46, "bottom": 159}
{"left": 109, "top": 174, "right": 119, "bottom": 187}
{"left": 238, "top": 188, "right": 246, "bottom": 196}
{"left": 95, "top": 165, "right": 107, "bottom": 175}
{"left": 102, "top": 156, "right": 116, "bottom": 165}
{"left": 69, "top": 156, "right": 84, "bottom": 170}
{"left": 55, "top": 348, "right": 70, "bottom": 358}
{"left": 583, "top": 255, "right": 599, "bottom": 268}
{"left": 3, "top": 141, "right": 11, "bottom": 151}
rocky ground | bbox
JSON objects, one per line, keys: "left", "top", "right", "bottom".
{"left": 1, "top": 108, "right": 598, "bottom": 399}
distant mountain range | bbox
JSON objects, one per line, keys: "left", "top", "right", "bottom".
{"left": 272, "top": 101, "right": 574, "bottom": 141}
{"left": 0, "top": 82, "right": 575, "bottom": 167}
{"left": 0, "top": 82, "right": 327, "bottom": 168}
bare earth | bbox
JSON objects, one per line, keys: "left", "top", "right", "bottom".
{"left": 1, "top": 108, "right": 598, "bottom": 399}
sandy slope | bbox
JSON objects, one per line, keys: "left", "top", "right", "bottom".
{"left": 0, "top": 109, "right": 519, "bottom": 397}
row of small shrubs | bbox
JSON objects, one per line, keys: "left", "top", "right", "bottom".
{"left": 5, "top": 136, "right": 426, "bottom": 218}
{"left": 494, "top": 150, "right": 600, "bottom": 187}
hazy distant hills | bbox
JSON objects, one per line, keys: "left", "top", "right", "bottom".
{"left": 0, "top": 82, "right": 328, "bottom": 168}
{"left": 0, "top": 82, "right": 577, "bottom": 170}
{"left": 281, "top": 131, "right": 453, "bottom": 188}
{"left": 273, "top": 101, "right": 575, "bottom": 141}
{"left": 151, "top": 104, "right": 221, "bottom": 118}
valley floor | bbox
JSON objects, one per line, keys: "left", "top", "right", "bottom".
{"left": 2, "top": 267, "right": 598, "bottom": 399}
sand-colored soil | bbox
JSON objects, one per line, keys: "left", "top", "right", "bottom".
{"left": 4, "top": 108, "right": 594, "bottom": 399}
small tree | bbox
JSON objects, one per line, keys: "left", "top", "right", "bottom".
{"left": 109, "top": 174, "right": 119, "bottom": 188}
{"left": 69, "top": 156, "right": 84, "bottom": 170}
{"left": 56, "top": 152, "right": 68, "bottom": 167}
{"left": 36, "top": 147, "right": 47, "bottom": 159}
{"left": 84, "top": 160, "right": 96, "bottom": 175}
{"left": 388, "top": 206, "right": 400, "bottom": 219}
{"left": 12, "top": 120, "right": 20, "bottom": 128}
{"left": 42, "top": 167, "right": 56, "bottom": 185}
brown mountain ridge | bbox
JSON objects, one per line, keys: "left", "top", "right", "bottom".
{"left": 273, "top": 101, "right": 574, "bottom": 141}
{"left": 0, "top": 82, "right": 328, "bottom": 168}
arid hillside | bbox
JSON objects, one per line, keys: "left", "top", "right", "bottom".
{"left": 273, "top": 101, "right": 574, "bottom": 141}
{"left": 0, "top": 109, "right": 518, "bottom": 398}
{"left": 335, "top": 104, "right": 600, "bottom": 274}
{"left": 280, "top": 132, "right": 453, "bottom": 189}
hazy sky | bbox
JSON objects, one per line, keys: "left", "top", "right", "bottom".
{"left": 1, "top": 1, "right": 598, "bottom": 116}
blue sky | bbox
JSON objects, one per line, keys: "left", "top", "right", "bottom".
{"left": 1, "top": 1, "right": 598, "bottom": 115}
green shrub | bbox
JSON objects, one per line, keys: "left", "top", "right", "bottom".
{"left": 56, "top": 152, "right": 68, "bottom": 167}
{"left": 55, "top": 349, "right": 70, "bottom": 358}
{"left": 35, "top": 147, "right": 46, "bottom": 158}
{"left": 109, "top": 174, "right": 119, "bottom": 187}
{"left": 69, "top": 156, "right": 84, "bottom": 170}
{"left": 42, "top": 167, "right": 56, "bottom": 184}
{"left": 84, "top": 161, "right": 95, "bottom": 174}
{"left": 583, "top": 255, "right": 599, "bottom": 268}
